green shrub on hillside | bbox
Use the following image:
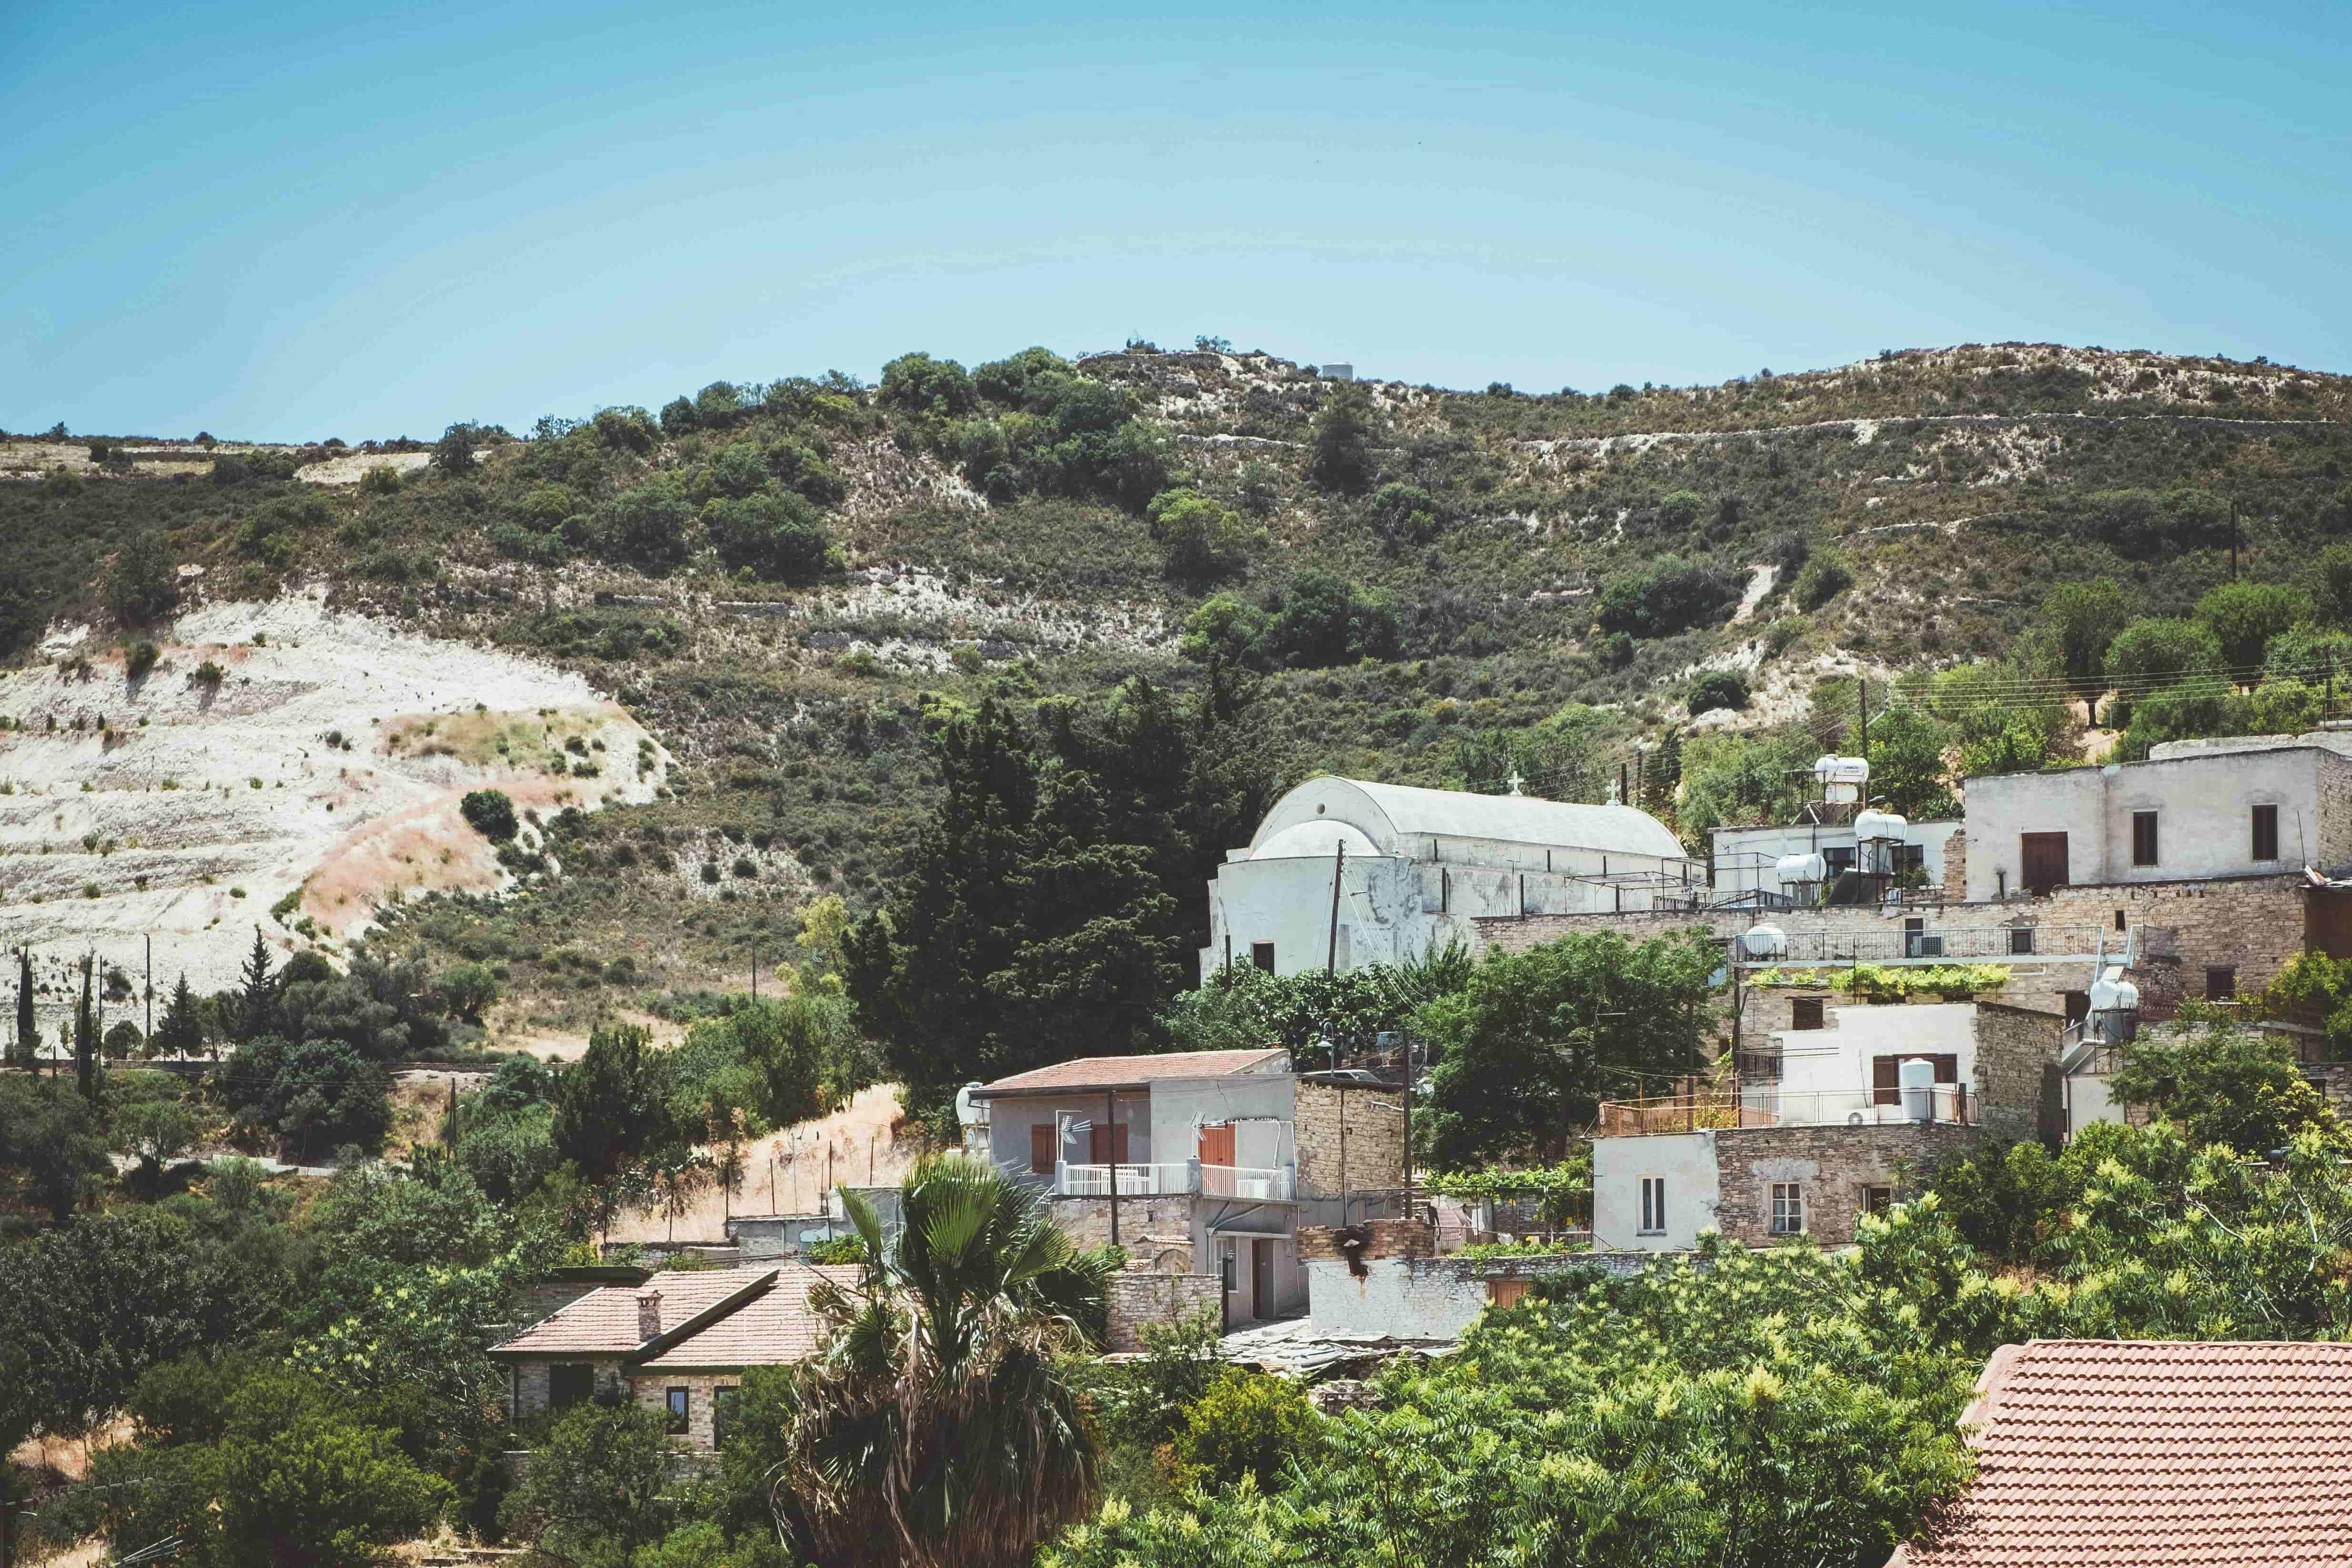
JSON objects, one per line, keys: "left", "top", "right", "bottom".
{"left": 460, "top": 789, "right": 519, "bottom": 842}
{"left": 1599, "top": 556, "right": 1743, "bottom": 637}
{"left": 705, "top": 490, "right": 834, "bottom": 581}
{"left": 1790, "top": 550, "right": 1852, "bottom": 611}
{"left": 1686, "top": 668, "right": 1750, "bottom": 714}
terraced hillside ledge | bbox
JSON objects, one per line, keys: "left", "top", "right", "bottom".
{"left": 0, "top": 585, "right": 670, "bottom": 997}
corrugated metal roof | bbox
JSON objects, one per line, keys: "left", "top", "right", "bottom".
{"left": 1894, "top": 1338, "right": 2352, "bottom": 1566}
{"left": 1251, "top": 778, "right": 1684, "bottom": 861}
{"left": 975, "top": 1049, "right": 1289, "bottom": 1096}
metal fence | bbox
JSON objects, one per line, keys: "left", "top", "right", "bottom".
{"left": 1742, "top": 924, "right": 2105, "bottom": 965}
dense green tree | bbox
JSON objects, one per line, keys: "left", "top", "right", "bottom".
{"left": 705, "top": 488, "right": 834, "bottom": 581}
{"left": 220, "top": 1037, "right": 394, "bottom": 1159}
{"left": 2312, "top": 544, "right": 2352, "bottom": 624}
{"left": 0, "top": 1079, "right": 110, "bottom": 1223}
{"left": 845, "top": 678, "right": 1278, "bottom": 1118}
{"left": 2104, "top": 616, "right": 2222, "bottom": 684}
{"left": 153, "top": 971, "right": 204, "bottom": 1055}
{"left": 551, "top": 1020, "right": 679, "bottom": 1178}
{"left": 1598, "top": 557, "right": 1743, "bottom": 637}
{"left": 460, "top": 788, "right": 518, "bottom": 841}
{"left": 601, "top": 477, "right": 697, "bottom": 571}
{"left": 764, "top": 1156, "right": 1110, "bottom": 1568}
{"left": 433, "top": 421, "right": 478, "bottom": 473}
{"left": 1419, "top": 928, "right": 1722, "bottom": 1166}
{"left": 72, "top": 956, "right": 97, "bottom": 1100}
{"left": 0, "top": 1207, "right": 273, "bottom": 1435}
{"left": 1790, "top": 548, "right": 1852, "bottom": 610}
{"left": 500, "top": 1400, "right": 674, "bottom": 1559}
{"left": 1307, "top": 383, "right": 1375, "bottom": 491}
{"left": 106, "top": 529, "right": 179, "bottom": 626}
{"left": 2196, "top": 579, "right": 2313, "bottom": 669}
{"left": 1273, "top": 568, "right": 1399, "bottom": 666}
{"left": 2035, "top": 577, "right": 2129, "bottom": 695}
{"left": 1161, "top": 946, "right": 1474, "bottom": 1066}
{"left": 235, "top": 925, "right": 278, "bottom": 1043}
{"left": 114, "top": 1096, "right": 199, "bottom": 1197}
{"left": 1146, "top": 487, "right": 1258, "bottom": 585}
{"left": 879, "top": 351, "right": 980, "bottom": 418}
{"left": 2107, "top": 1012, "right": 2336, "bottom": 1154}
{"left": 1865, "top": 705, "right": 1959, "bottom": 820}
{"left": 1687, "top": 668, "right": 1750, "bottom": 714}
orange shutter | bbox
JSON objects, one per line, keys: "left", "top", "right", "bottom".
{"left": 1199, "top": 1126, "right": 1235, "bottom": 1167}
{"left": 1487, "top": 1279, "right": 1530, "bottom": 1308}
{"left": 1030, "top": 1124, "right": 1055, "bottom": 1175}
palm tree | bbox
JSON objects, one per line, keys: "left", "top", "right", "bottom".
{"left": 767, "top": 1154, "right": 1111, "bottom": 1568}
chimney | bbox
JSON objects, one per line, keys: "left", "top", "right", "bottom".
{"left": 637, "top": 1289, "right": 662, "bottom": 1340}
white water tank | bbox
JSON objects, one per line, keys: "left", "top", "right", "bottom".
{"left": 1774, "top": 852, "right": 1826, "bottom": 883}
{"left": 1853, "top": 809, "right": 1909, "bottom": 843}
{"left": 2089, "top": 968, "right": 2141, "bottom": 1044}
{"left": 1742, "top": 925, "right": 1786, "bottom": 959}
{"left": 1814, "top": 756, "right": 1870, "bottom": 804}
{"left": 1900, "top": 1057, "right": 1937, "bottom": 1122}
{"left": 954, "top": 1082, "right": 986, "bottom": 1128}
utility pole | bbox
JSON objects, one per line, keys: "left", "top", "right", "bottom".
{"left": 750, "top": 945, "right": 757, "bottom": 1001}
{"left": 2231, "top": 500, "right": 2240, "bottom": 581}
{"left": 144, "top": 935, "right": 152, "bottom": 1042}
{"left": 1105, "top": 1087, "right": 1120, "bottom": 1247}
{"left": 1856, "top": 677, "right": 1870, "bottom": 768}
{"left": 1400, "top": 1029, "right": 1414, "bottom": 1214}
{"left": 1326, "top": 840, "right": 1347, "bottom": 975}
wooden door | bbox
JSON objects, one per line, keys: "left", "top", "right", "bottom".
{"left": 1251, "top": 1239, "right": 1274, "bottom": 1318}
{"left": 2020, "top": 832, "right": 2069, "bottom": 895}
{"left": 1029, "top": 1124, "right": 1055, "bottom": 1175}
{"left": 1199, "top": 1125, "right": 1235, "bottom": 1167}
{"left": 1487, "top": 1278, "right": 1531, "bottom": 1309}
{"left": 1872, "top": 1056, "right": 1900, "bottom": 1106}
{"left": 1087, "top": 1122, "right": 1129, "bottom": 1165}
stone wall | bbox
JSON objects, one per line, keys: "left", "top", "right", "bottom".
{"left": 1303, "top": 1247, "right": 1704, "bottom": 1338}
{"left": 1941, "top": 830, "right": 1969, "bottom": 902}
{"left": 1104, "top": 1272, "right": 1223, "bottom": 1351}
{"left": 2040, "top": 875, "right": 2311, "bottom": 1008}
{"left": 1294, "top": 1080, "right": 1407, "bottom": 1198}
{"left": 1972, "top": 1001, "right": 2069, "bottom": 1144}
{"left": 1298, "top": 1217, "right": 1435, "bottom": 1263}
{"left": 629, "top": 1371, "right": 739, "bottom": 1451}
{"left": 1711, "top": 1122, "right": 1978, "bottom": 1247}
{"left": 508, "top": 1355, "right": 628, "bottom": 1422}
{"left": 1046, "top": 1195, "right": 1201, "bottom": 1264}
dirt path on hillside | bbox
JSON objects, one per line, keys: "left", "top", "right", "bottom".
{"left": 604, "top": 1083, "right": 923, "bottom": 1243}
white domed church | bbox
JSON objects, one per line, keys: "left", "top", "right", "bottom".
{"left": 1201, "top": 776, "right": 1693, "bottom": 981}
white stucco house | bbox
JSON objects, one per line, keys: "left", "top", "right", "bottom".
{"left": 1962, "top": 732, "right": 2352, "bottom": 900}
{"left": 1200, "top": 776, "right": 1693, "bottom": 980}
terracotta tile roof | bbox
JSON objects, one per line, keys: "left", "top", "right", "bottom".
{"left": 489, "top": 1268, "right": 771, "bottom": 1357}
{"left": 976, "top": 1049, "right": 1289, "bottom": 1096}
{"left": 637, "top": 1265, "right": 865, "bottom": 1370}
{"left": 1893, "top": 1338, "right": 2352, "bottom": 1567}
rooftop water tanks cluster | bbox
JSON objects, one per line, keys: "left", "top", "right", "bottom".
{"left": 1813, "top": 755, "right": 1870, "bottom": 804}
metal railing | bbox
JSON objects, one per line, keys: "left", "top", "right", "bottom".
{"left": 1056, "top": 1162, "right": 1195, "bottom": 1197}
{"left": 1740, "top": 924, "right": 2104, "bottom": 965}
{"left": 1054, "top": 1161, "right": 1296, "bottom": 1201}
{"left": 1598, "top": 1083, "right": 1972, "bottom": 1135}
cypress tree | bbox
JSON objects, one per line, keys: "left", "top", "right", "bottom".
{"left": 235, "top": 926, "right": 277, "bottom": 1043}
{"left": 153, "top": 973, "right": 203, "bottom": 1057}
{"left": 74, "top": 956, "right": 96, "bottom": 1100}
{"left": 12, "top": 947, "right": 32, "bottom": 1071}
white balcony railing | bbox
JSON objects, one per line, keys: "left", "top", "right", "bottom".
{"left": 1736, "top": 1084, "right": 1972, "bottom": 1128}
{"left": 1054, "top": 1161, "right": 1296, "bottom": 1201}
{"left": 1201, "top": 1163, "right": 1293, "bottom": 1201}
{"left": 1057, "top": 1162, "right": 1195, "bottom": 1197}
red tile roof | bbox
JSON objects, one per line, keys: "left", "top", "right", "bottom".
{"left": 490, "top": 1268, "right": 771, "bottom": 1357}
{"left": 976, "top": 1049, "right": 1288, "bottom": 1095}
{"left": 1893, "top": 1338, "right": 2352, "bottom": 1566}
{"left": 638, "top": 1265, "right": 864, "bottom": 1370}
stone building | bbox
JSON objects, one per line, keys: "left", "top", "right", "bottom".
{"left": 488, "top": 1264, "right": 861, "bottom": 1452}
{"left": 1199, "top": 775, "right": 1691, "bottom": 982}
{"left": 971, "top": 1048, "right": 1407, "bottom": 1324}
{"left": 1591, "top": 999, "right": 2067, "bottom": 1250}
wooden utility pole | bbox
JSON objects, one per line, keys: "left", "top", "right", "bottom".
{"left": 2231, "top": 500, "right": 2240, "bottom": 580}
{"left": 144, "top": 935, "right": 152, "bottom": 1042}
{"left": 1326, "top": 840, "right": 1347, "bottom": 974}
{"left": 1856, "top": 678, "right": 1870, "bottom": 767}
{"left": 1105, "top": 1087, "right": 1120, "bottom": 1247}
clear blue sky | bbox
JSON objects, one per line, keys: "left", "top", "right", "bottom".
{"left": 3, "top": 0, "right": 2345, "bottom": 441}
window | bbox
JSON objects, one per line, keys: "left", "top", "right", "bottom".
{"left": 1771, "top": 1182, "right": 1805, "bottom": 1235}
{"left": 1824, "top": 847, "right": 1856, "bottom": 875}
{"left": 1029, "top": 1123, "right": 1055, "bottom": 1176}
{"left": 2008, "top": 927, "right": 2036, "bottom": 956}
{"left": 1791, "top": 997, "right": 1825, "bottom": 1031}
{"left": 1638, "top": 1176, "right": 1667, "bottom": 1235}
{"left": 2115, "top": 909, "right": 2127, "bottom": 933}
{"left": 1903, "top": 918, "right": 1945, "bottom": 958}
{"left": 2253, "top": 804, "right": 2280, "bottom": 862}
{"left": 1250, "top": 941, "right": 1275, "bottom": 973}
{"left": 2207, "top": 966, "right": 2237, "bottom": 1000}
{"left": 665, "top": 1387, "right": 690, "bottom": 1436}
{"left": 1863, "top": 1186, "right": 1894, "bottom": 1216}
{"left": 1487, "top": 1278, "right": 1531, "bottom": 1308}
{"left": 2132, "top": 810, "right": 2159, "bottom": 868}
{"left": 1892, "top": 844, "right": 1926, "bottom": 874}
{"left": 712, "top": 1387, "right": 739, "bottom": 1452}
{"left": 548, "top": 1363, "right": 594, "bottom": 1410}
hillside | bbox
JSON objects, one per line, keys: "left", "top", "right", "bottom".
{"left": 4, "top": 341, "right": 2348, "bottom": 1033}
